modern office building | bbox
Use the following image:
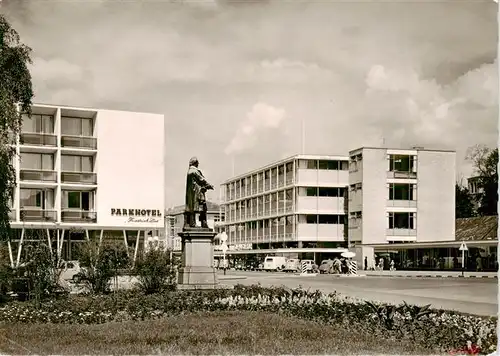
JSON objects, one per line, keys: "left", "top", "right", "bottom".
{"left": 348, "top": 147, "right": 456, "bottom": 269}
{"left": 219, "top": 155, "right": 350, "bottom": 262}
{"left": 6, "top": 103, "right": 165, "bottom": 266}
{"left": 165, "top": 201, "right": 225, "bottom": 252}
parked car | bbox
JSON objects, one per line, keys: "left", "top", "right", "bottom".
{"left": 300, "top": 259, "right": 315, "bottom": 272}
{"left": 319, "top": 260, "right": 334, "bottom": 274}
{"left": 59, "top": 260, "right": 84, "bottom": 282}
{"left": 263, "top": 256, "right": 287, "bottom": 272}
{"left": 283, "top": 259, "right": 301, "bottom": 272}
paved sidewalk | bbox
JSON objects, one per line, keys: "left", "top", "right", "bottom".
{"left": 359, "top": 270, "right": 498, "bottom": 279}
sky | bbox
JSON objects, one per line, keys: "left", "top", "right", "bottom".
{"left": 1, "top": 0, "right": 498, "bottom": 207}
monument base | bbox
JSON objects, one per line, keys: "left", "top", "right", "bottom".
{"left": 176, "top": 227, "right": 220, "bottom": 290}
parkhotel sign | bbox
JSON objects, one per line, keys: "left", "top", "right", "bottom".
{"left": 111, "top": 208, "right": 162, "bottom": 223}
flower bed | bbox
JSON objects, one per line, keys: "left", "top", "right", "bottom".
{"left": 0, "top": 284, "right": 496, "bottom": 354}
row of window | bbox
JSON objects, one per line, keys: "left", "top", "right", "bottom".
{"left": 349, "top": 154, "right": 417, "bottom": 173}
{"left": 18, "top": 153, "right": 93, "bottom": 172}
{"left": 22, "top": 114, "right": 94, "bottom": 137}
{"left": 349, "top": 183, "right": 417, "bottom": 201}
{"left": 300, "top": 187, "right": 346, "bottom": 197}
{"left": 226, "top": 214, "right": 346, "bottom": 230}
{"left": 17, "top": 189, "right": 93, "bottom": 210}
{"left": 225, "top": 159, "right": 349, "bottom": 200}
{"left": 350, "top": 211, "right": 416, "bottom": 230}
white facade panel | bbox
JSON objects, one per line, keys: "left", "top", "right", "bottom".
{"left": 95, "top": 110, "right": 165, "bottom": 229}
{"left": 318, "top": 224, "right": 344, "bottom": 241}
{"left": 296, "top": 169, "right": 318, "bottom": 185}
{"left": 415, "top": 150, "right": 456, "bottom": 241}
{"left": 318, "top": 197, "right": 344, "bottom": 213}
{"left": 359, "top": 148, "right": 388, "bottom": 245}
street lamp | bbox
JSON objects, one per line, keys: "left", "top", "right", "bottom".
{"left": 219, "top": 231, "right": 228, "bottom": 275}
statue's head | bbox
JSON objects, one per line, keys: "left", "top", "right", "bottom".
{"left": 189, "top": 156, "right": 199, "bottom": 167}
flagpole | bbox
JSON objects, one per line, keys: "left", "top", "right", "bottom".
{"left": 301, "top": 118, "right": 305, "bottom": 154}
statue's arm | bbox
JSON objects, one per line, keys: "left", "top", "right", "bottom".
{"left": 193, "top": 170, "right": 214, "bottom": 190}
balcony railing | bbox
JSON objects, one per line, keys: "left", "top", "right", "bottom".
{"left": 386, "top": 228, "right": 417, "bottom": 236}
{"left": 20, "top": 209, "right": 57, "bottom": 222}
{"left": 62, "top": 210, "right": 97, "bottom": 223}
{"left": 386, "top": 199, "right": 417, "bottom": 208}
{"left": 20, "top": 169, "right": 57, "bottom": 183}
{"left": 20, "top": 133, "right": 57, "bottom": 146}
{"left": 61, "top": 135, "right": 97, "bottom": 149}
{"left": 387, "top": 171, "right": 417, "bottom": 179}
{"left": 61, "top": 172, "right": 97, "bottom": 184}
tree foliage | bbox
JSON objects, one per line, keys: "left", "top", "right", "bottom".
{"left": 77, "top": 239, "right": 131, "bottom": 294}
{"left": 0, "top": 15, "right": 34, "bottom": 241}
{"left": 455, "top": 183, "right": 475, "bottom": 219}
{"left": 466, "top": 145, "right": 498, "bottom": 216}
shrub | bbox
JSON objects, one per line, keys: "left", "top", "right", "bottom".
{"left": 133, "top": 241, "right": 177, "bottom": 294}
{"left": 0, "top": 243, "right": 13, "bottom": 304}
{"left": 77, "top": 240, "right": 130, "bottom": 294}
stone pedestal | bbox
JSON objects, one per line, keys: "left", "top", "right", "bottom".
{"left": 177, "top": 227, "right": 219, "bottom": 290}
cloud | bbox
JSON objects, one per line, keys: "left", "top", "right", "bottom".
{"left": 224, "top": 102, "right": 286, "bottom": 155}
{"left": 2, "top": 0, "right": 497, "bottom": 205}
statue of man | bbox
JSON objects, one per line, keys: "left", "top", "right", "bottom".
{"left": 184, "top": 156, "right": 214, "bottom": 229}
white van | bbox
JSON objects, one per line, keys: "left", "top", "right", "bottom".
{"left": 263, "top": 256, "right": 287, "bottom": 272}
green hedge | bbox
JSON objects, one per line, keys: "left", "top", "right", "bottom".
{"left": 0, "top": 285, "right": 496, "bottom": 354}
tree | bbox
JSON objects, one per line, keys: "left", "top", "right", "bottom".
{"left": 455, "top": 183, "right": 475, "bottom": 219}
{"left": 0, "top": 15, "right": 34, "bottom": 241}
{"left": 466, "top": 145, "right": 498, "bottom": 216}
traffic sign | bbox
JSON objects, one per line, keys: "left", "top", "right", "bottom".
{"left": 459, "top": 242, "right": 468, "bottom": 251}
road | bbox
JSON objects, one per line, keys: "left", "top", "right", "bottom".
{"left": 217, "top": 271, "right": 498, "bottom": 316}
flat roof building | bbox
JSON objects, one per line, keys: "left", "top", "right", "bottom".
{"left": 220, "top": 154, "right": 350, "bottom": 260}
{"left": 348, "top": 147, "right": 456, "bottom": 268}
{"left": 6, "top": 103, "right": 165, "bottom": 266}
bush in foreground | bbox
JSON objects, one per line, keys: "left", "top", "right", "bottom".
{"left": 0, "top": 285, "right": 496, "bottom": 354}
{"left": 133, "top": 242, "right": 177, "bottom": 294}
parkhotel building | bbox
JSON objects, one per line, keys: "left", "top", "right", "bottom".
{"left": 5, "top": 103, "right": 165, "bottom": 267}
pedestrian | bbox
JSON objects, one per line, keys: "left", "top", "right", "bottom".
{"left": 364, "top": 256, "right": 368, "bottom": 271}
{"left": 390, "top": 260, "right": 395, "bottom": 271}
{"left": 476, "top": 255, "right": 483, "bottom": 272}
{"left": 333, "top": 257, "right": 341, "bottom": 274}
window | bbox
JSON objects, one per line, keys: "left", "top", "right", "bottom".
{"left": 61, "top": 155, "right": 93, "bottom": 172}
{"left": 63, "top": 191, "right": 91, "bottom": 210}
{"left": 340, "top": 161, "right": 349, "bottom": 170}
{"left": 20, "top": 189, "right": 45, "bottom": 208}
{"left": 319, "top": 187, "right": 339, "bottom": 197}
{"left": 388, "top": 183, "right": 415, "bottom": 200}
{"left": 389, "top": 155, "right": 414, "bottom": 172}
{"left": 61, "top": 117, "right": 93, "bottom": 136}
{"left": 306, "top": 215, "right": 318, "bottom": 224}
{"left": 285, "top": 162, "right": 293, "bottom": 174}
{"left": 388, "top": 212, "right": 415, "bottom": 229}
{"left": 319, "top": 160, "right": 339, "bottom": 170}
{"left": 306, "top": 187, "right": 317, "bottom": 196}
{"left": 21, "top": 114, "right": 54, "bottom": 133}
{"left": 307, "top": 160, "right": 318, "bottom": 169}
{"left": 20, "top": 153, "right": 53, "bottom": 170}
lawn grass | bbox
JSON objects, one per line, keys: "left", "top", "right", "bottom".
{"left": 0, "top": 311, "right": 433, "bottom": 355}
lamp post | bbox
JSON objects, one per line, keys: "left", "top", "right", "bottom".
{"left": 220, "top": 231, "right": 228, "bottom": 275}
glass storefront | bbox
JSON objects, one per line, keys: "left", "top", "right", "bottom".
{"left": 374, "top": 245, "right": 498, "bottom": 272}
